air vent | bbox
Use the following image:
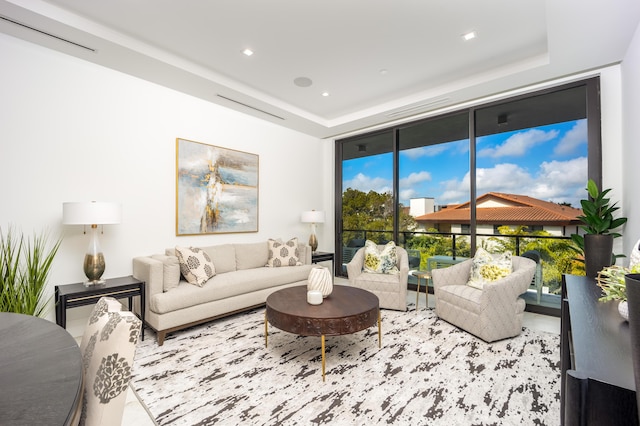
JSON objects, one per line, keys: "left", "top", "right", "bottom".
{"left": 0, "top": 15, "right": 96, "bottom": 52}
{"left": 386, "top": 98, "right": 450, "bottom": 117}
{"left": 216, "top": 95, "right": 285, "bottom": 120}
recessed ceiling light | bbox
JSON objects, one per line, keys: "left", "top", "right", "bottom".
{"left": 462, "top": 31, "right": 476, "bottom": 41}
{"left": 322, "top": 92, "right": 330, "bottom": 97}
{"left": 242, "top": 48, "right": 254, "bottom": 56}
{"left": 380, "top": 69, "right": 388, "bottom": 75}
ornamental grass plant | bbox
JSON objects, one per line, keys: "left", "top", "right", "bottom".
{"left": 0, "top": 226, "right": 61, "bottom": 317}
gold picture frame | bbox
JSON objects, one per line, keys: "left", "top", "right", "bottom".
{"left": 176, "top": 138, "right": 259, "bottom": 235}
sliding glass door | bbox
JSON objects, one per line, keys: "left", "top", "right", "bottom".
{"left": 335, "top": 78, "right": 601, "bottom": 312}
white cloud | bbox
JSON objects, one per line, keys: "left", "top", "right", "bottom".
{"left": 435, "top": 157, "right": 587, "bottom": 207}
{"left": 400, "top": 188, "right": 418, "bottom": 201}
{"left": 438, "top": 176, "right": 471, "bottom": 205}
{"left": 554, "top": 120, "right": 587, "bottom": 156}
{"left": 400, "top": 171, "right": 432, "bottom": 188}
{"left": 402, "top": 144, "right": 450, "bottom": 160}
{"left": 478, "top": 128, "right": 558, "bottom": 158}
{"left": 343, "top": 172, "right": 392, "bottom": 194}
{"left": 476, "top": 163, "right": 533, "bottom": 194}
{"left": 529, "top": 157, "right": 587, "bottom": 205}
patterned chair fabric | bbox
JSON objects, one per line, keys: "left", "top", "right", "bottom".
{"left": 432, "top": 256, "right": 536, "bottom": 342}
{"left": 346, "top": 245, "right": 409, "bottom": 311}
{"left": 74, "top": 296, "right": 142, "bottom": 426}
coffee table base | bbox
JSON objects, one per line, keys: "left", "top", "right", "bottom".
{"left": 265, "top": 310, "right": 382, "bottom": 382}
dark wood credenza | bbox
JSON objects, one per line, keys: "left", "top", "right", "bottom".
{"left": 561, "top": 274, "right": 638, "bottom": 425}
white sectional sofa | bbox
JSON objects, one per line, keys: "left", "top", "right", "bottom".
{"left": 132, "top": 240, "right": 314, "bottom": 345}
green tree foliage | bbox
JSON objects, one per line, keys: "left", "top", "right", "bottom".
{"left": 405, "top": 228, "right": 471, "bottom": 270}
{"left": 341, "top": 188, "right": 416, "bottom": 245}
{"left": 486, "top": 226, "right": 581, "bottom": 294}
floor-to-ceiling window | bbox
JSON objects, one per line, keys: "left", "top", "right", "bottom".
{"left": 335, "top": 78, "right": 601, "bottom": 313}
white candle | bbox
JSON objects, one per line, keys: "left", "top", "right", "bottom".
{"left": 307, "top": 290, "right": 323, "bottom": 305}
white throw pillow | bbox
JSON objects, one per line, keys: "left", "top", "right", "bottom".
{"left": 363, "top": 240, "right": 399, "bottom": 274}
{"left": 468, "top": 248, "right": 512, "bottom": 289}
{"left": 175, "top": 246, "right": 216, "bottom": 287}
{"left": 266, "top": 238, "right": 301, "bottom": 267}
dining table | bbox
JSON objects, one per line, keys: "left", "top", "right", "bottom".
{"left": 0, "top": 312, "right": 83, "bottom": 425}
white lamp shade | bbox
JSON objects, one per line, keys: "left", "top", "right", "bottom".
{"left": 62, "top": 202, "right": 122, "bottom": 225}
{"left": 301, "top": 210, "right": 325, "bottom": 224}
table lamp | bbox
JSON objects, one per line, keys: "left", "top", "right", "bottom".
{"left": 62, "top": 201, "right": 121, "bottom": 286}
{"left": 301, "top": 210, "right": 325, "bottom": 253}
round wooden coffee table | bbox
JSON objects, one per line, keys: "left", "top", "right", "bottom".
{"left": 265, "top": 285, "right": 381, "bottom": 381}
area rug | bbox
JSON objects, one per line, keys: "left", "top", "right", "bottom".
{"left": 130, "top": 306, "right": 560, "bottom": 425}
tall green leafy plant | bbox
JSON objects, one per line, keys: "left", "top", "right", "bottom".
{"left": 0, "top": 226, "right": 61, "bottom": 317}
{"left": 570, "top": 179, "right": 627, "bottom": 260}
{"left": 576, "top": 179, "right": 627, "bottom": 235}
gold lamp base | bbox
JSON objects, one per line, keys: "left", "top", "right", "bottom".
{"left": 309, "top": 233, "right": 318, "bottom": 253}
{"left": 83, "top": 225, "right": 106, "bottom": 287}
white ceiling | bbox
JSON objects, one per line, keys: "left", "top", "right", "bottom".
{"left": 1, "top": 0, "right": 639, "bottom": 139}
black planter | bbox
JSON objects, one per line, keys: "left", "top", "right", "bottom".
{"left": 584, "top": 234, "right": 614, "bottom": 278}
{"left": 625, "top": 273, "right": 640, "bottom": 424}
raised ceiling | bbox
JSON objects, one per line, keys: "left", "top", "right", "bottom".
{"left": 1, "top": 0, "right": 639, "bottom": 139}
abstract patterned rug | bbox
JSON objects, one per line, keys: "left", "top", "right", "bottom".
{"left": 131, "top": 306, "right": 560, "bottom": 425}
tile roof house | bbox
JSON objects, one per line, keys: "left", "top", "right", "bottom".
{"left": 414, "top": 192, "right": 583, "bottom": 237}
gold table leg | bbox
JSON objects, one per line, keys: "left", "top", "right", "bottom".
{"left": 416, "top": 276, "right": 420, "bottom": 311}
{"left": 378, "top": 309, "right": 382, "bottom": 348}
{"left": 425, "top": 276, "right": 429, "bottom": 309}
{"left": 264, "top": 311, "right": 268, "bottom": 348}
{"left": 321, "top": 335, "right": 326, "bottom": 382}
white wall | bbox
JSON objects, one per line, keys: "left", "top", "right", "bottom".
{"left": 622, "top": 21, "right": 640, "bottom": 259}
{"left": 0, "top": 33, "right": 331, "bottom": 333}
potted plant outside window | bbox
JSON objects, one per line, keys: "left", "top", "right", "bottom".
{"left": 571, "top": 179, "right": 627, "bottom": 278}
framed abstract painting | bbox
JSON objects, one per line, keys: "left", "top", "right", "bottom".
{"left": 176, "top": 138, "right": 259, "bottom": 235}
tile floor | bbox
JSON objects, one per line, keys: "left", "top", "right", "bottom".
{"left": 120, "top": 279, "right": 560, "bottom": 425}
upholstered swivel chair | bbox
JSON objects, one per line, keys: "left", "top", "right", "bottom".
{"left": 432, "top": 256, "right": 536, "bottom": 342}
{"left": 347, "top": 244, "right": 409, "bottom": 311}
{"left": 71, "top": 297, "right": 142, "bottom": 426}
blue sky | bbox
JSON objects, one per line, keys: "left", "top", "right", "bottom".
{"left": 342, "top": 119, "right": 588, "bottom": 208}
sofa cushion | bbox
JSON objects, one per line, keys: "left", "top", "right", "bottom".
{"left": 175, "top": 246, "right": 216, "bottom": 287}
{"left": 468, "top": 248, "right": 512, "bottom": 289}
{"left": 266, "top": 238, "right": 301, "bottom": 267}
{"left": 201, "top": 244, "right": 237, "bottom": 274}
{"left": 151, "top": 254, "right": 181, "bottom": 292}
{"left": 363, "top": 240, "right": 399, "bottom": 274}
{"left": 235, "top": 242, "right": 269, "bottom": 270}
{"left": 150, "top": 265, "right": 314, "bottom": 314}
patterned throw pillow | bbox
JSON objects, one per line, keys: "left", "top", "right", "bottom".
{"left": 467, "top": 248, "right": 512, "bottom": 289}
{"left": 363, "top": 240, "right": 399, "bottom": 274}
{"left": 175, "top": 246, "right": 216, "bottom": 287}
{"left": 266, "top": 238, "right": 301, "bottom": 267}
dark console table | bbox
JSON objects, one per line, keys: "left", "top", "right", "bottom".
{"left": 312, "top": 251, "right": 335, "bottom": 276}
{"left": 561, "top": 274, "right": 638, "bottom": 425}
{"left": 55, "top": 275, "right": 145, "bottom": 340}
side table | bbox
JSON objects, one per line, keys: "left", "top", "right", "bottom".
{"left": 55, "top": 275, "right": 145, "bottom": 340}
{"left": 312, "top": 251, "right": 335, "bottom": 276}
{"left": 411, "top": 270, "right": 430, "bottom": 311}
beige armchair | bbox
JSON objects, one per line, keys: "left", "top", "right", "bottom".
{"left": 432, "top": 256, "right": 536, "bottom": 342}
{"left": 347, "top": 245, "right": 409, "bottom": 311}
{"left": 71, "top": 297, "right": 142, "bottom": 426}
